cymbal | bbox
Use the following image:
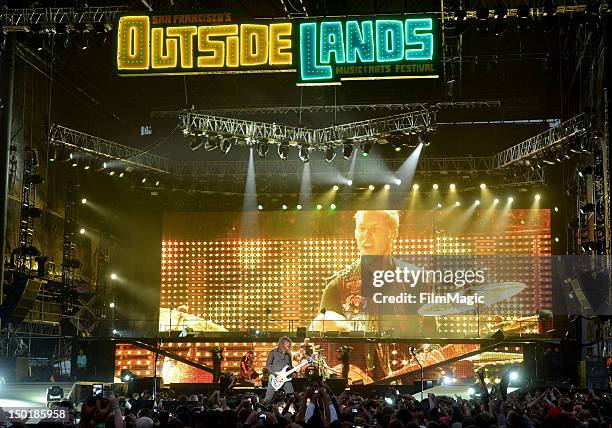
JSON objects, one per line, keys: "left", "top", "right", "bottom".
{"left": 418, "top": 282, "right": 526, "bottom": 316}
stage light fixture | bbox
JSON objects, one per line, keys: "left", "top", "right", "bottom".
{"left": 542, "top": 0, "right": 557, "bottom": 16}
{"left": 508, "top": 197, "right": 514, "bottom": 203}
{"left": 299, "top": 145, "right": 310, "bottom": 163}
{"left": 120, "top": 369, "right": 135, "bottom": 381}
{"left": 119, "top": 172, "right": 124, "bottom": 178}
{"left": 368, "top": 185, "right": 375, "bottom": 191}
{"left": 141, "top": 177, "right": 147, "bottom": 184}
{"left": 109, "top": 302, "right": 115, "bottom": 308}
{"left": 494, "top": 198, "right": 499, "bottom": 204}
{"left": 535, "top": 194, "right": 541, "bottom": 201}
{"left": 84, "top": 163, "right": 90, "bottom": 170}
{"left": 330, "top": 203, "right": 337, "bottom": 210}
{"left": 49, "top": 147, "right": 57, "bottom": 162}
{"left": 72, "top": 160, "right": 78, "bottom": 167}
{"left": 112, "top": 329, "right": 118, "bottom": 335}
{"left": 296, "top": 204, "right": 302, "bottom": 210}
{"left": 278, "top": 142, "right": 289, "bottom": 160}
{"left": 449, "top": 183, "right": 456, "bottom": 191}
{"left": 554, "top": 206, "right": 559, "bottom": 212}
{"left": 316, "top": 204, "right": 322, "bottom": 210}
{"left": 360, "top": 140, "right": 372, "bottom": 157}
{"left": 347, "top": 179, "right": 353, "bottom": 186}
{"left": 384, "top": 184, "right": 391, "bottom": 190}
{"left": 417, "top": 133, "right": 431, "bottom": 146}
{"left": 257, "top": 204, "right": 263, "bottom": 210}
{"left": 155, "top": 180, "right": 160, "bottom": 186}
{"left": 554, "top": 237, "right": 559, "bottom": 242}
{"left": 332, "top": 185, "right": 339, "bottom": 191}
{"left": 437, "top": 203, "right": 442, "bottom": 208}
{"left": 455, "top": 201, "right": 461, "bottom": 207}
{"left": 476, "top": 6, "right": 490, "bottom": 33}
{"left": 111, "top": 273, "right": 117, "bottom": 280}
{"left": 432, "top": 183, "right": 439, "bottom": 190}
{"left": 79, "top": 228, "right": 85, "bottom": 234}
{"left": 282, "top": 204, "right": 288, "bottom": 210}
{"left": 81, "top": 198, "right": 87, "bottom": 204}
{"left": 395, "top": 179, "right": 402, "bottom": 185}
{"left": 205, "top": 134, "right": 219, "bottom": 151}
{"left": 494, "top": 1, "right": 508, "bottom": 18}
{"left": 325, "top": 145, "right": 336, "bottom": 163}
{"left": 220, "top": 137, "right": 232, "bottom": 154}
{"left": 190, "top": 134, "right": 204, "bottom": 151}
{"left": 79, "top": 29, "right": 89, "bottom": 50}
{"left": 343, "top": 142, "right": 353, "bottom": 159}
{"left": 257, "top": 141, "right": 269, "bottom": 158}
{"left": 468, "top": 387, "right": 476, "bottom": 396}
{"left": 480, "top": 183, "right": 487, "bottom": 189}
{"left": 109, "top": 171, "right": 115, "bottom": 176}
{"left": 412, "top": 184, "right": 419, "bottom": 191}
{"left": 475, "top": 200, "right": 480, "bottom": 205}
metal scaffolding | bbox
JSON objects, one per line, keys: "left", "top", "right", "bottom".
{"left": 180, "top": 108, "right": 435, "bottom": 147}
{"left": 1, "top": 6, "right": 128, "bottom": 30}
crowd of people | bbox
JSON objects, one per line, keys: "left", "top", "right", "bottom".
{"left": 2, "top": 378, "right": 611, "bottom": 428}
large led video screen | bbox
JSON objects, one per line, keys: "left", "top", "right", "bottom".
{"left": 160, "top": 209, "right": 552, "bottom": 338}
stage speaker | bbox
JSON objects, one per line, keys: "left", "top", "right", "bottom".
{"left": 324, "top": 331, "right": 340, "bottom": 337}
{"left": 296, "top": 327, "right": 307, "bottom": 339}
{"left": 0, "top": 278, "right": 43, "bottom": 326}
{"left": 582, "top": 360, "right": 608, "bottom": 390}
{"left": 129, "top": 377, "right": 161, "bottom": 395}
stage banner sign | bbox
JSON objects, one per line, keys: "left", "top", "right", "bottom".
{"left": 114, "top": 12, "right": 440, "bottom": 84}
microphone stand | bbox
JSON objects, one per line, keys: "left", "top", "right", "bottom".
{"left": 411, "top": 348, "right": 424, "bottom": 400}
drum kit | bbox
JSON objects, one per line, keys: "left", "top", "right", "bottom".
{"left": 416, "top": 281, "right": 540, "bottom": 335}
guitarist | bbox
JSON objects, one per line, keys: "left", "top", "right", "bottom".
{"left": 264, "top": 336, "right": 294, "bottom": 401}
{"left": 239, "top": 350, "right": 261, "bottom": 386}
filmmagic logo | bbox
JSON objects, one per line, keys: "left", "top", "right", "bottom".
{"left": 372, "top": 291, "right": 485, "bottom": 305}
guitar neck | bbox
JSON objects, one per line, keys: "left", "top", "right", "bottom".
{"left": 284, "top": 356, "right": 314, "bottom": 376}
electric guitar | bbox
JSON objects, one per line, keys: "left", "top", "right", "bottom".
{"left": 269, "top": 353, "right": 317, "bottom": 391}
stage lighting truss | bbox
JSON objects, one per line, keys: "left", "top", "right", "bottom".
{"left": 179, "top": 108, "right": 435, "bottom": 155}
{"left": 1, "top": 6, "right": 127, "bottom": 31}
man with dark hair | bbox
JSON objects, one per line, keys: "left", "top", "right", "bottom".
{"left": 264, "top": 336, "right": 293, "bottom": 401}
{"left": 211, "top": 346, "right": 223, "bottom": 384}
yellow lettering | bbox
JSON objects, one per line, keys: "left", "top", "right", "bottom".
{"left": 240, "top": 24, "right": 268, "bottom": 66}
{"left": 269, "top": 23, "right": 292, "bottom": 65}
{"left": 197, "top": 24, "right": 238, "bottom": 68}
{"left": 166, "top": 26, "right": 197, "bottom": 68}
{"left": 151, "top": 28, "right": 177, "bottom": 68}
{"left": 117, "top": 16, "right": 150, "bottom": 70}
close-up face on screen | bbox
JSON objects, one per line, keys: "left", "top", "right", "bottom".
{"left": 159, "top": 208, "right": 551, "bottom": 337}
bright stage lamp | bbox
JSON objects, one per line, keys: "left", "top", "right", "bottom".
{"left": 282, "top": 204, "right": 288, "bottom": 210}
{"left": 296, "top": 204, "right": 302, "bottom": 210}
{"left": 368, "top": 185, "right": 375, "bottom": 191}
{"left": 509, "top": 371, "right": 519, "bottom": 381}
{"left": 441, "top": 376, "right": 452, "bottom": 385}
{"left": 347, "top": 180, "right": 353, "bottom": 186}
{"left": 79, "top": 228, "right": 85, "bottom": 234}
{"left": 333, "top": 185, "right": 339, "bottom": 191}
{"left": 468, "top": 387, "right": 476, "bottom": 396}
{"left": 330, "top": 203, "right": 337, "bottom": 210}
{"left": 535, "top": 194, "right": 541, "bottom": 201}
{"left": 412, "top": 184, "right": 419, "bottom": 191}
{"left": 384, "top": 184, "right": 391, "bottom": 190}
{"left": 257, "top": 205, "right": 263, "bottom": 210}
{"left": 455, "top": 201, "right": 461, "bottom": 207}
{"left": 480, "top": 183, "right": 487, "bottom": 189}
{"left": 81, "top": 198, "right": 87, "bottom": 204}
{"left": 316, "top": 204, "right": 322, "bottom": 210}
{"left": 449, "top": 183, "right": 456, "bottom": 190}
{"left": 395, "top": 179, "right": 402, "bottom": 185}
{"left": 508, "top": 197, "right": 514, "bottom": 203}
{"left": 432, "top": 183, "right": 439, "bottom": 190}
{"left": 111, "top": 273, "right": 117, "bottom": 280}
{"left": 109, "top": 302, "right": 115, "bottom": 308}
{"left": 475, "top": 200, "right": 480, "bottom": 205}
{"left": 437, "top": 203, "right": 442, "bottom": 208}
{"left": 493, "top": 198, "right": 499, "bottom": 204}
{"left": 554, "top": 206, "right": 559, "bottom": 212}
